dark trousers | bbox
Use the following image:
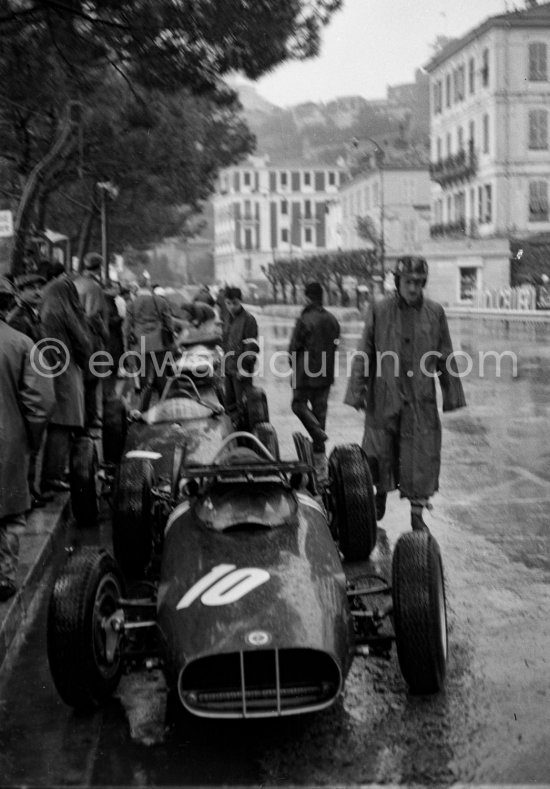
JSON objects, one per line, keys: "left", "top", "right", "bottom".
{"left": 139, "top": 352, "right": 172, "bottom": 411}
{"left": 41, "top": 424, "right": 72, "bottom": 488}
{"left": 291, "top": 385, "right": 330, "bottom": 451}
{"left": 224, "top": 374, "right": 253, "bottom": 428}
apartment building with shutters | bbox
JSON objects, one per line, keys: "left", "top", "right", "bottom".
{"left": 213, "top": 155, "right": 344, "bottom": 291}
{"left": 424, "top": 2, "right": 550, "bottom": 305}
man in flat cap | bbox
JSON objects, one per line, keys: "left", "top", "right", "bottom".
{"left": 8, "top": 273, "right": 46, "bottom": 343}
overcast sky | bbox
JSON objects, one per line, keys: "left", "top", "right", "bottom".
{"left": 242, "top": 0, "right": 513, "bottom": 106}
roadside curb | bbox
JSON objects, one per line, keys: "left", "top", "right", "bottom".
{"left": 0, "top": 494, "right": 71, "bottom": 671}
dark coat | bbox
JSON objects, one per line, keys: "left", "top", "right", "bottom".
{"left": 222, "top": 307, "right": 258, "bottom": 376}
{"left": 40, "top": 275, "right": 92, "bottom": 428}
{"left": 344, "top": 293, "right": 466, "bottom": 499}
{"left": 0, "top": 321, "right": 55, "bottom": 518}
{"left": 74, "top": 272, "right": 109, "bottom": 351}
{"left": 124, "top": 289, "right": 174, "bottom": 353}
{"left": 288, "top": 303, "right": 340, "bottom": 389}
{"left": 7, "top": 301, "right": 42, "bottom": 343}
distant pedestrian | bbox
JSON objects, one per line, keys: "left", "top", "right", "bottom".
{"left": 0, "top": 277, "right": 55, "bottom": 601}
{"left": 345, "top": 256, "right": 466, "bottom": 530}
{"left": 222, "top": 286, "right": 259, "bottom": 428}
{"left": 288, "top": 281, "right": 340, "bottom": 484}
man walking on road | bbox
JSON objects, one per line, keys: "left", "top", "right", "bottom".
{"left": 345, "top": 256, "right": 466, "bottom": 531}
{"left": 289, "top": 281, "right": 340, "bottom": 484}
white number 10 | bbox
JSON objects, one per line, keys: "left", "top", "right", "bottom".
{"left": 176, "top": 564, "right": 270, "bottom": 609}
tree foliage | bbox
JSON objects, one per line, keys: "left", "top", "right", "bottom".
{"left": 0, "top": 0, "right": 343, "bottom": 272}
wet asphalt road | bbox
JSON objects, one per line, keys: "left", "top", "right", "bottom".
{"left": 0, "top": 313, "right": 549, "bottom": 787}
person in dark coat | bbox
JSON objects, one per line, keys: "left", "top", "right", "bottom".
{"left": 74, "top": 253, "right": 109, "bottom": 430}
{"left": 344, "top": 256, "right": 466, "bottom": 531}
{"left": 124, "top": 274, "right": 174, "bottom": 410}
{"left": 0, "top": 277, "right": 55, "bottom": 601}
{"left": 288, "top": 281, "right": 340, "bottom": 483}
{"left": 7, "top": 274, "right": 51, "bottom": 507}
{"left": 40, "top": 268, "right": 92, "bottom": 492}
{"left": 222, "top": 286, "right": 259, "bottom": 427}
{"left": 7, "top": 274, "right": 46, "bottom": 343}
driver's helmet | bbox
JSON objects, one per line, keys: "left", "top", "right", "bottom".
{"left": 393, "top": 256, "right": 428, "bottom": 285}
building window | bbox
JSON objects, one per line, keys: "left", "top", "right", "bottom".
{"left": 529, "top": 109, "right": 548, "bottom": 150}
{"left": 458, "top": 126, "right": 464, "bottom": 151}
{"left": 483, "top": 114, "right": 490, "bottom": 154}
{"left": 281, "top": 228, "right": 289, "bottom": 243}
{"left": 281, "top": 200, "right": 288, "bottom": 215}
{"left": 304, "top": 171, "right": 311, "bottom": 186}
{"left": 433, "top": 81, "right": 442, "bottom": 114}
{"left": 460, "top": 268, "right": 478, "bottom": 301}
{"left": 244, "top": 229, "right": 252, "bottom": 250}
{"left": 446, "top": 73, "right": 451, "bottom": 107}
{"left": 529, "top": 42, "right": 547, "bottom": 81}
{"left": 529, "top": 180, "right": 549, "bottom": 221}
{"left": 482, "top": 48, "right": 489, "bottom": 87}
{"left": 469, "top": 57, "right": 475, "bottom": 94}
{"left": 454, "top": 65, "right": 465, "bottom": 102}
{"left": 328, "top": 171, "right": 336, "bottom": 185}
{"left": 243, "top": 172, "right": 251, "bottom": 186}
{"left": 280, "top": 171, "right": 288, "bottom": 188}
{"left": 469, "top": 120, "right": 475, "bottom": 149}
{"left": 436, "top": 137, "right": 442, "bottom": 160}
{"left": 304, "top": 199, "right": 312, "bottom": 219}
{"left": 305, "top": 228, "right": 313, "bottom": 243}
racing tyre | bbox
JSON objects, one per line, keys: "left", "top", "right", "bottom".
{"left": 102, "top": 395, "right": 128, "bottom": 464}
{"left": 392, "top": 531, "right": 448, "bottom": 694}
{"left": 47, "top": 547, "right": 125, "bottom": 709}
{"left": 112, "top": 459, "right": 155, "bottom": 578}
{"left": 70, "top": 436, "right": 98, "bottom": 528}
{"left": 328, "top": 444, "right": 377, "bottom": 561}
{"left": 242, "top": 387, "right": 269, "bottom": 431}
{"left": 253, "top": 422, "right": 280, "bottom": 460}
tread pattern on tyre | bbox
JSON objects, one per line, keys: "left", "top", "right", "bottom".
{"left": 392, "top": 531, "right": 447, "bottom": 694}
{"left": 329, "top": 444, "right": 377, "bottom": 561}
{"left": 253, "top": 422, "right": 280, "bottom": 460}
{"left": 70, "top": 436, "right": 98, "bottom": 528}
{"left": 112, "top": 459, "right": 154, "bottom": 577}
{"left": 47, "top": 547, "right": 124, "bottom": 709}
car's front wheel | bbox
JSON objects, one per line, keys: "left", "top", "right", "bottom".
{"left": 328, "top": 444, "right": 377, "bottom": 561}
{"left": 47, "top": 547, "right": 125, "bottom": 709}
{"left": 392, "top": 531, "right": 448, "bottom": 694}
{"left": 69, "top": 436, "right": 99, "bottom": 528}
{"left": 112, "top": 458, "right": 155, "bottom": 578}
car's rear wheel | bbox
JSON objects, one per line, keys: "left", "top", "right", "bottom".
{"left": 69, "top": 436, "right": 98, "bottom": 528}
{"left": 253, "top": 422, "right": 280, "bottom": 460}
{"left": 112, "top": 459, "right": 155, "bottom": 578}
{"left": 47, "top": 547, "right": 125, "bottom": 709}
{"left": 241, "top": 387, "right": 269, "bottom": 431}
{"left": 392, "top": 531, "right": 448, "bottom": 694}
{"left": 328, "top": 444, "right": 377, "bottom": 561}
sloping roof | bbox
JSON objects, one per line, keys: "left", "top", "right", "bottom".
{"left": 425, "top": 2, "right": 550, "bottom": 72}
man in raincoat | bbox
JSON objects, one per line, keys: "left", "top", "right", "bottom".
{"left": 344, "top": 256, "right": 466, "bottom": 530}
{"left": 0, "top": 277, "right": 55, "bottom": 601}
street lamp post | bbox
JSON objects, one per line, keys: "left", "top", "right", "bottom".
{"left": 96, "top": 180, "right": 118, "bottom": 283}
{"left": 365, "top": 138, "right": 385, "bottom": 286}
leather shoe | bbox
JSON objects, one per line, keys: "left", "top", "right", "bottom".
{"left": 44, "top": 479, "right": 71, "bottom": 492}
{"left": 0, "top": 579, "right": 17, "bottom": 603}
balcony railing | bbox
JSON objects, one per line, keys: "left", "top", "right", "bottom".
{"left": 429, "top": 147, "right": 478, "bottom": 187}
{"left": 430, "top": 220, "right": 466, "bottom": 239}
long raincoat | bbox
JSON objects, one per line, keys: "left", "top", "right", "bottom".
{"left": 40, "top": 275, "right": 91, "bottom": 428}
{"left": 344, "top": 292, "right": 466, "bottom": 500}
{"left": 0, "top": 321, "right": 55, "bottom": 518}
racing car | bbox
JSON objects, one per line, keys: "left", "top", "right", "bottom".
{"left": 47, "top": 432, "right": 448, "bottom": 719}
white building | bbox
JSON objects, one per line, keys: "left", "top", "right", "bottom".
{"left": 213, "top": 155, "right": 345, "bottom": 290}
{"left": 424, "top": 1, "right": 550, "bottom": 305}
{"left": 339, "top": 159, "right": 431, "bottom": 271}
